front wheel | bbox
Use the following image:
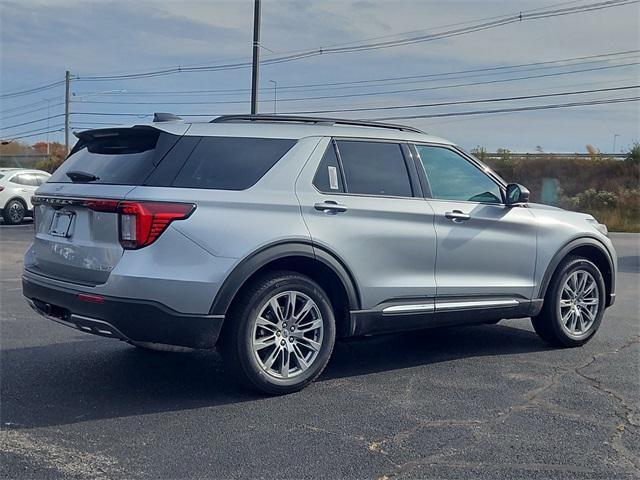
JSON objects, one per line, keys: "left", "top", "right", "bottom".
{"left": 532, "top": 256, "right": 605, "bottom": 347}
{"left": 221, "top": 271, "right": 336, "bottom": 394}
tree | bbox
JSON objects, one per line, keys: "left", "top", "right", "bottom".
{"left": 496, "top": 148, "right": 511, "bottom": 162}
{"left": 470, "top": 145, "right": 487, "bottom": 161}
{"left": 32, "top": 142, "right": 68, "bottom": 172}
{"left": 625, "top": 142, "right": 640, "bottom": 165}
{"left": 586, "top": 144, "right": 600, "bottom": 161}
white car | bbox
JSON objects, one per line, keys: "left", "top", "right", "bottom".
{"left": 0, "top": 168, "right": 51, "bottom": 224}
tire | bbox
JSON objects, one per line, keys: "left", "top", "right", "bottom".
{"left": 3, "top": 199, "right": 26, "bottom": 225}
{"left": 221, "top": 271, "right": 336, "bottom": 395}
{"left": 532, "top": 256, "right": 605, "bottom": 347}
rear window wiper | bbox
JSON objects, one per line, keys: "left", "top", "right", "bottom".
{"left": 66, "top": 171, "right": 100, "bottom": 183}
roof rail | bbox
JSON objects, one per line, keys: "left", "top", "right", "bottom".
{"left": 210, "top": 114, "right": 425, "bottom": 134}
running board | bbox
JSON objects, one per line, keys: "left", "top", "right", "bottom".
{"left": 351, "top": 297, "right": 527, "bottom": 336}
{"left": 382, "top": 299, "right": 519, "bottom": 315}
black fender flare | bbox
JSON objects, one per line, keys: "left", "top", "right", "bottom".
{"left": 209, "top": 241, "right": 361, "bottom": 316}
{"left": 538, "top": 236, "right": 615, "bottom": 305}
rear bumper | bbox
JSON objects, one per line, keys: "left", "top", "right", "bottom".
{"left": 22, "top": 275, "right": 224, "bottom": 349}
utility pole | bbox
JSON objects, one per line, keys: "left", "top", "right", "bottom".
{"left": 64, "top": 70, "right": 71, "bottom": 153}
{"left": 250, "top": 0, "right": 261, "bottom": 114}
{"left": 613, "top": 134, "right": 620, "bottom": 154}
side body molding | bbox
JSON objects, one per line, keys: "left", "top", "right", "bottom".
{"left": 537, "top": 236, "right": 616, "bottom": 306}
{"left": 209, "top": 241, "right": 361, "bottom": 316}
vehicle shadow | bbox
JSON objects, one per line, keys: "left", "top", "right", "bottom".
{"left": 0, "top": 218, "right": 33, "bottom": 226}
{"left": 0, "top": 322, "right": 549, "bottom": 429}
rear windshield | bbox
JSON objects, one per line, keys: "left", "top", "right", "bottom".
{"left": 49, "top": 130, "right": 296, "bottom": 190}
{"left": 48, "top": 129, "right": 173, "bottom": 185}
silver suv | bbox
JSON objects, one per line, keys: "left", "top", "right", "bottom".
{"left": 22, "top": 114, "right": 617, "bottom": 394}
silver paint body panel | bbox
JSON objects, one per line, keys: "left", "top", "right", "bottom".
{"left": 24, "top": 121, "right": 616, "bottom": 324}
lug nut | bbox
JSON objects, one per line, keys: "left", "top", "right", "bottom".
{"left": 276, "top": 331, "right": 281, "bottom": 336}
{"left": 280, "top": 340, "right": 286, "bottom": 346}
{"left": 283, "top": 322, "right": 287, "bottom": 328}
{"left": 290, "top": 326, "right": 295, "bottom": 331}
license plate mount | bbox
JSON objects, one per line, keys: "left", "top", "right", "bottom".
{"left": 49, "top": 211, "right": 75, "bottom": 238}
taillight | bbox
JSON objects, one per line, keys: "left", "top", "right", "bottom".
{"left": 82, "top": 199, "right": 119, "bottom": 212}
{"left": 117, "top": 201, "right": 195, "bottom": 249}
{"left": 80, "top": 199, "right": 195, "bottom": 249}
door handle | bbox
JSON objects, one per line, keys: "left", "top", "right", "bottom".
{"left": 314, "top": 201, "right": 348, "bottom": 214}
{"left": 445, "top": 210, "right": 470, "bottom": 222}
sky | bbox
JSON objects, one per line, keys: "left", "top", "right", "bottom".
{"left": 1, "top": 0, "right": 639, "bottom": 152}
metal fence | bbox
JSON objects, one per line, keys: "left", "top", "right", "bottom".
{"left": 483, "top": 153, "right": 625, "bottom": 161}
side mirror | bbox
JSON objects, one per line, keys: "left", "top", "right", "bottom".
{"left": 505, "top": 183, "right": 530, "bottom": 206}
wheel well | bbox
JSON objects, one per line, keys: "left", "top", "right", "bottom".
{"left": 5, "top": 196, "right": 27, "bottom": 210}
{"left": 565, "top": 245, "right": 613, "bottom": 305}
{"left": 227, "top": 256, "right": 353, "bottom": 338}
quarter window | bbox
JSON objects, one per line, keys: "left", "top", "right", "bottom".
{"left": 313, "top": 142, "right": 344, "bottom": 193}
{"left": 416, "top": 145, "right": 502, "bottom": 203}
{"left": 172, "top": 137, "right": 296, "bottom": 190}
{"left": 336, "top": 140, "right": 412, "bottom": 197}
{"left": 34, "top": 174, "right": 50, "bottom": 186}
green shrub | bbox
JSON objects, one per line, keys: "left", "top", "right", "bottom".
{"left": 564, "top": 189, "right": 617, "bottom": 211}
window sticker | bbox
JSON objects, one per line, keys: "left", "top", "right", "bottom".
{"left": 328, "top": 166, "right": 339, "bottom": 190}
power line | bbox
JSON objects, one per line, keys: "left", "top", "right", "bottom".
{"left": 52, "top": 83, "right": 640, "bottom": 120}
{"left": 0, "top": 114, "right": 66, "bottom": 132}
{"left": 8, "top": 128, "right": 65, "bottom": 141}
{"left": 0, "top": 79, "right": 67, "bottom": 100}
{"left": 0, "top": 96, "right": 64, "bottom": 115}
{"left": 284, "top": 85, "right": 640, "bottom": 115}
{"left": 1, "top": 124, "right": 65, "bottom": 141}
{"left": 70, "top": 61, "right": 640, "bottom": 107}
{"left": 76, "top": 0, "right": 585, "bottom": 78}
{"left": 7, "top": 97, "right": 638, "bottom": 139}
{"left": 368, "top": 96, "right": 640, "bottom": 121}
{"left": 73, "top": 0, "right": 638, "bottom": 82}
{"left": 72, "top": 50, "right": 640, "bottom": 97}
{"left": 0, "top": 102, "right": 65, "bottom": 121}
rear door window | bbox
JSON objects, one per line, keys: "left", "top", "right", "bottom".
{"left": 335, "top": 140, "right": 413, "bottom": 197}
{"left": 10, "top": 174, "right": 33, "bottom": 186}
{"left": 172, "top": 137, "right": 296, "bottom": 190}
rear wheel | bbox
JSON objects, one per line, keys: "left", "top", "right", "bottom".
{"left": 3, "top": 199, "right": 26, "bottom": 224}
{"left": 532, "top": 256, "right": 605, "bottom": 347}
{"left": 222, "top": 271, "right": 336, "bottom": 394}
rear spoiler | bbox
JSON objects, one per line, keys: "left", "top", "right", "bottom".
{"left": 70, "top": 126, "right": 160, "bottom": 156}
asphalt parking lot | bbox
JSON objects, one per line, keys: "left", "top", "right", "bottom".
{"left": 1, "top": 223, "right": 638, "bottom": 480}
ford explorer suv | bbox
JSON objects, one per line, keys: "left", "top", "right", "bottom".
{"left": 23, "top": 114, "right": 617, "bottom": 394}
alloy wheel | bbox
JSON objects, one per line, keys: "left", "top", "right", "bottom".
{"left": 9, "top": 202, "right": 24, "bottom": 223}
{"left": 558, "top": 269, "right": 599, "bottom": 337}
{"left": 251, "top": 290, "right": 324, "bottom": 379}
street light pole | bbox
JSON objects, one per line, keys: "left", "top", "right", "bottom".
{"left": 250, "top": 0, "right": 261, "bottom": 114}
{"left": 46, "top": 98, "right": 50, "bottom": 158}
{"left": 269, "top": 80, "right": 277, "bottom": 113}
{"left": 64, "top": 70, "right": 70, "bottom": 154}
